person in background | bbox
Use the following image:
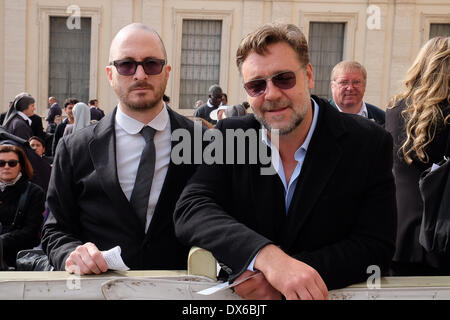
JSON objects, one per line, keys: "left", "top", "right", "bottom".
{"left": 2, "top": 93, "right": 36, "bottom": 141}
{"left": 224, "top": 104, "right": 247, "bottom": 118}
{"left": 194, "top": 100, "right": 204, "bottom": 110}
{"left": 46, "top": 97, "right": 62, "bottom": 133}
{"left": 330, "top": 61, "right": 385, "bottom": 126}
{"left": 52, "top": 98, "right": 78, "bottom": 155}
{"left": 88, "top": 99, "right": 105, "bottom": 122}
{"left": 386, "top": 36, "right": 450, "bottom": 276}
{"left": 193, "top": 84, "right": 224, "bottom": 125}
{"left": 221, "top": 93, "right": 228, "bottom": 106}
{"left": 64, "top": 102, "right": 91, "bottom": 136}
{"left": 29, "top": 136, "right": 53, "bottom": 165}
{"left": 0, "top": 144, "right": 45, "bottom": 269}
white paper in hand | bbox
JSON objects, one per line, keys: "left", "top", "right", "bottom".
{"left": 102, "top": 246, "right": 130, "bottom": 271}
{"left": 196, "top": 272, "right": 261, "bottom": 295}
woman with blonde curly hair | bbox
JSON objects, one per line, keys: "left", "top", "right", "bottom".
{"left": 386, "top": 36, "right": 450, "bottom": 275}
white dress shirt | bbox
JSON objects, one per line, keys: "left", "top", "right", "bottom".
{"left": 115, "top": 104, "right": 171, "bottom": 232}
{"left": 335, "top": 101, "right": 368, "bottom": 118}
{"left": 247, "top": 98, "right": 320, "bottom": 271}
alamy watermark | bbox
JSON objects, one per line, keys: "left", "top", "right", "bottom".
{"left": 171, "top": 121, "right": 279, "bottom": 176}
{"left": 367, "top": 5, "right": 381, "bottom": 31}
{"left": 366, "top": 265, "right": 381, "bottom": 289}
{"left": 66, "top": 5, "right": 81, "bottom": 30}
{"left": 66, "top": 265, "right": 81, "bottom": 290}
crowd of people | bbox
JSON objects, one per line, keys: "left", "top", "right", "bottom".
{"left": 0, "top": 21, "right": 448, "bottom": 300}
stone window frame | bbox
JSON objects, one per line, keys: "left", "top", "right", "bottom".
{"left": 299, "top": 11, "right": 358, "bottom": 62}
{"left": 170, "top": 9, "right": 232, "bottom": 116}
{"left": 37, "top": 5, "right": 101, "bottom": 110}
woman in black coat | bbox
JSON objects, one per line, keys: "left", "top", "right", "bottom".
{"left": 386, "top": 36, "right": 450, "bottom": 275}
{"left": 0, "top": 144, "right": 45, "bottom": 269}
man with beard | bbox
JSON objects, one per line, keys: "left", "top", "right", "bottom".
{"left": 174, "top": 23, "right": 397, "bottom": 299}
{"left": 42, "top": 23, "right": 199, "bottom": 274}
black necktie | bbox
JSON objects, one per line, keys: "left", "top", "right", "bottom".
{"left": 130, "top": 126, "right": 157, "bottom": 229}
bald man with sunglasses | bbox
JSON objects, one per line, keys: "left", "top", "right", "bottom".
{"left": 42, "top": 23, "right": 199, "bottom": 274}
{"left": 174, "top": 23, "right": 397, "bottom": 300}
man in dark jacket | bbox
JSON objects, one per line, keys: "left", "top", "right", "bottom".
{"left": 193, "top": 84, "right": 223, "bottom": 125}
{"left": 88, "top": 99, "right": 105, "bottom": 121}
{"left": 46, "top": 97, "right": 62, "bottom": 131}
{"left": 51, "top": 98, "right": 77, "bottom": 156}
{"left": 329, "top": 60, "right": 385, "bottom": 126}
{"left": 174, "top": 23, "right": 396, "bottom": 300}
{"left": 42, "top": 23, "right": 199, "bottom": 275}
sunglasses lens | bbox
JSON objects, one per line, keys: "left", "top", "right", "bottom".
{"left": 244, "top": 80, "right": 267, "bottom": 97}
{"left": 143, "top": 59, "right": 165, "bottom": 75}
{"left": 115, "top": 60, "right": 136, "bottom": 76}
{"left": 272, "top": 71, "right": 296, "bottom": 89}
{"left": 0, "top": 160, "right": 18, "bottom": 167}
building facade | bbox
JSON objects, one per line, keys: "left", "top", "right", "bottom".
{"left": 0, "top": 0, "right": 449, "bottom": 118}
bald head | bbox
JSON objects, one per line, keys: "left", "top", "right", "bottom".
{"left": 109, "top": 23, "right": 167, "bottom": 62}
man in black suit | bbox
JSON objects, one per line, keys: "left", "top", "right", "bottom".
{"left": 51, "top": 98, "right": 77, "bottom": 156}
{"left": 42, "top": 23, "right": 198, "bottom": 274}
{"left": 46, "top": 97, "right": 62, "bottom": 130}
{"left": 329, "top": 60, "right": 385, "bottom": 126}
{"left": 193, "top": 84, "right": 223, "bottom": 125}
{"left": 174, "top": 23, "right": 397, "bottom": 299}
{"left": 88, "top": 99, "right": 105, "bottom": 121}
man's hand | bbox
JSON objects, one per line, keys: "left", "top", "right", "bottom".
{"left": 254, "top": 244, "right": 328, "bottom": 300}
{"left": 234, "top": 270, "right": 282, "bottom": 300}
{"left": 65, "top": 242, "right": 108, "bottom": 275}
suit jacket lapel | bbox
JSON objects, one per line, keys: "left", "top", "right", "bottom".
{"left": 88, "top": 108, "right": 138, "bottom": 224}
{"left": 281, "top": 100, "right": 346, "bottom": 249}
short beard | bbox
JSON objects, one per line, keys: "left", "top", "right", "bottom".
{"left": 118, "top": 81, "right": 165, "bottom": 111}
{"left": 253, "top": 101, "right": 307, "bottom": 136}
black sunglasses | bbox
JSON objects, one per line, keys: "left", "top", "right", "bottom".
{"left": 244, "top": 69, "right": 302, "bottom": 97}
{"left": 0, "top": 160, "right": 19, "bottom": 168}
{"left": 110, "top": 58, "right": 166, "bottom": 76}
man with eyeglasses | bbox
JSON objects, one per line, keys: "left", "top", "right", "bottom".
{"left": 42, "top": 23, "right": 199, "bottom": 275}
{"left": 330, "top": 61, "right": 385, "bottom": 126}
{"left": 174, "top": 23, "right": 396, "bottom": 300}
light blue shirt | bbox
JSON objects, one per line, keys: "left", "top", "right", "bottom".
{"left": 247, "top": 98, "right": 320, "bottom": 271}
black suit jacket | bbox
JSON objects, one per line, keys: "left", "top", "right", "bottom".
{"left": 46, "top": 103, "right": 62, "bottom": 123}
{"left": 174, "top": 96, "right": 397, "bottom": 290}
{"left": 42, "top": 107, "right": 199, "bottom": 270}
{"left": 90, "top": 107, "right": 105, "bottom": 121}
{"left": 366, "top": 103, "right": 386, "bottom": 127}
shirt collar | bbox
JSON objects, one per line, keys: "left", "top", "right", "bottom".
{"left": 17, "top": 111, "right": 32, "bottom": 126}
{"left": 0, "top": 172, "right": 22, "bottom": 192}
{"left": 335, "top": 101, "right": 368, "bottom": 118}
{"left": 207, "top": 99, "right": 216, "bottom": 109}
{"left": 261, "top": 97, "right": 320, "bottom": 158}
{"left": 116, "top": 103, "right": 169, "bottom": 134}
